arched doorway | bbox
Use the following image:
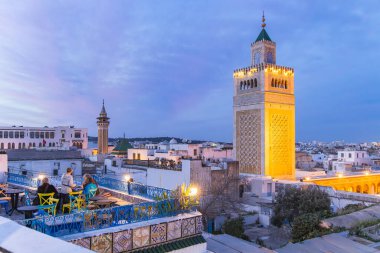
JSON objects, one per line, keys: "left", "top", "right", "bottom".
{"left": 347, "top": 186, "right": 353, "bottom": 192}
{"left": 356, "top": 185, "right": 362, "bottom": 193}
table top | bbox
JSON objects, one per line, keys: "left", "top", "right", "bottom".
{"left": 89, "top": 196, "right": 108, "bottom": 201}
{"left": 5, "top": 189, "right": 24, "bottom": 194}
{"left": 18, "top": 205, "right": 39, "bottom": 211}
{"left": 94, "top": 199, "right": 117, "bottom": 204}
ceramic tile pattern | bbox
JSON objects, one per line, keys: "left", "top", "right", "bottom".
{"left": 181, "top": 217, "right": 196, "bottom": 237}
{"left": 113, "top": 230, "right": 132, "bottom": 253}
{"left": 150, "top": 223, "right": 167, "bottom": 244}
{"left": 70, "top": 237, "right": 91, "bottom": 249}
{"left": 91, "top": 233, "right": 112, "bottom": 253}
{"left": 133, "top": 225, "right": 150, "bottom": 249}
{"left": 167, "top": 220, "right": 182, "bottom": 241}
{"left": 195, "top": 216, "right": 203, "bottom": 233}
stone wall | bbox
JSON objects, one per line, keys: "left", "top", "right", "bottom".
{"left": 64, "top": 212, "right": 203, "bottom": 253}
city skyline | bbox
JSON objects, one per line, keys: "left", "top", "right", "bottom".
{"left": 0, "top": 1, "right": 379, "bottom": 142}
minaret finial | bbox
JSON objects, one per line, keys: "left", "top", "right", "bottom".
{"left": 262, "top": 11, "right": 266, "bottom": 28}
{"left": 102, "top": 99, "right": 104, "bottom": 106}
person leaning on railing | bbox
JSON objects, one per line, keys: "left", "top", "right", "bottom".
{"left": 60, "top": 168, "right": 76, "bottom": 208}
{"left": 33, "top": 177, "right": 58, "bottom": 205}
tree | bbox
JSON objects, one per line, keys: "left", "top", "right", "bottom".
{"left": 291, "top": 213, "right": 320, "bottom": 242}
{"left": 271, "top": 186, "right": 331, "bottom": 227}
{"left": 223, "top": 217, "right": 245, "bottom": 238}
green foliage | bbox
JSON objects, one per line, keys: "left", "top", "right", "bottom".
{"left": 291, "top": 213, "right": 345, "bottom": 242}
{"left": 337, "top": 203, "right": 367, "bottom": 216}
{"left": 271, "top": 186, "right": 331, "bottom": 227}
{"left": 171, "top": 183, "right": 199, "bottom": 210}
{"left": 223, "top": 217, "right": 245, "bottom": 239}
{"left": 349, "top": 219, "right": 380, "bottom": 241}
{"left": 291, "top": 213, "right": 320, "bottom": 241}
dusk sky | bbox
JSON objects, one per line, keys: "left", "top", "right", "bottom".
{"left": 0, "top": 1, "right": 379, "bottom": 142}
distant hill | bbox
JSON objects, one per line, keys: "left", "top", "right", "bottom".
{"left": 88, "top": 136, "right": 231, "bottom": 145}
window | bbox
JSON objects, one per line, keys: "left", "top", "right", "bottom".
{"left": 20, "top": 132, "right": 25, "bottom": 138}
{"left": 7, "top": 143, "right": 10, "bottom": 149}
{"left": 240, "top": 81, "right": 243, "bottom": 90}
{"left": 35, "top": 132, "right": 39, "bottom": 139}
{"left": 133, "top": 153, "right": 136, "bottom": 160}
{"left": 39, "top": 143, "right": 42, "bottom": 147}
{"left": 349, "top": 153, "right": 352, "bottom": 158}
{"left": 357, "top": 153, "right": 359, "bottom": 158}
{"left": 53, "top": 143, "right": 55, "bottom": 147}
{"left": 341, "top": 153, "right": 344, "bottom": 158}
{"left": 12, "top": 143, "right": 15, "bottom": 149}
{"left": 15, "top": 131, "right": 19, "bottom": 138}
{"left": 0, "top": 143, "right": 3, "bottom": 149}
{"left": 30, "top": 132, "right": 34, "bottom": 138}
{"left": 33, "top": 143, "right": 36, "bottom": 147}
{"left": 75, "top": 132, "right": 81, "bottom": 138}
{"left": 193, "top": 149, "right": 197, "bottom": 156}
{"left": 4, "top": 131, "right": 8, "bottom": 138}
{"left": 254, "top": 78, "right": 258, "bottom": 87}
{"left": 45, "top": 132, "right": 49, "bottom": 139}
{"left": 22, "top": 143, "right": 25, "bottom": 149}
{"left": 137, "top": 153, "right": 141, "bottom": 160}
{"left": 0, "top": 131, "right": 2, "bottom": 138}
{"left": 50, "top": 132, "right": 54, "bottom": 139}
{"left": 18, "top": 143, "right": 21, "bottom": 149}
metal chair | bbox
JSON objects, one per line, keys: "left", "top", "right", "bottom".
{"left": 62, "top": 191, "right": 84, "bottom": 213}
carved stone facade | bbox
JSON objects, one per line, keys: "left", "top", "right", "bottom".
{"left": 236, "top": 110, "right": 262, "bottom": 174}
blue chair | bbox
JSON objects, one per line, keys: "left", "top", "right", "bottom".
{"left": 24, "top": 190, "right": 32, "bottom": 206}
{"left": 0, "top": 199, "right": 9, "bottom": 214}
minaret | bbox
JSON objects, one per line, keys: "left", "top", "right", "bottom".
{"left": 97, "top": 100, "right": 110, "bottom": 155}
{"left": 233, "top": 14, "right": 295, "bottom": 179}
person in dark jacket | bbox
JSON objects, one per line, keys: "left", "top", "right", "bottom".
{"left": 33, "top": 177, "right": 59, "bottom": 205}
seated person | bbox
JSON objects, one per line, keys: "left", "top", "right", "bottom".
{"left": 33, "top": 177, "right": 58, "bottom": 205}
{"left": 82, "top": 174, "right": 99, "bottom": 200}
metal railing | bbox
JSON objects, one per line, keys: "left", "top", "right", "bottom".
{"left": 92, "top": 175, "right": 172, "bottom": 200}
{"left": 16, "top": 198, "right": 180, "bottom": 237}
{"left": 7, "top": 173, "right": 172, "bottom": 200}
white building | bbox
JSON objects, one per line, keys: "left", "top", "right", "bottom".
{"left": 337, "top": 150, "right": 371, "bottom": 166}
{"left": 7, "top": 150, "right": 83, "bottom": 177}
{"left": 0, "top": 126, "right": 88, "bottom": 150}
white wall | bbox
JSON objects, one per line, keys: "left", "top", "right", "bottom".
{"left": 146, "top": 160, "right": 192, "bottom": 190}
{"left": 8, "top": 159, "right": 83, "bottom": 177}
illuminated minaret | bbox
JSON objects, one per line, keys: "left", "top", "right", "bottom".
{"left": 97, "top": 100, "right": 110, "bottom": 155}
{"left": 233, "top": 14, "right": 295, "bottom": 179}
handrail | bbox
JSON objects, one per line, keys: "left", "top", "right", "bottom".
{"left": 7, "top": 173, "right": 172, "bottom": 200}
{"left": 16, "top": 198, "right": 183, "bottom": 237}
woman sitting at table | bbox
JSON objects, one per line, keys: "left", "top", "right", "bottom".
{"left": 82, "top": 174, "right": 99, "bottom": 200}
{"left": 33, "top": 177, "right": 58, "bottom": 205}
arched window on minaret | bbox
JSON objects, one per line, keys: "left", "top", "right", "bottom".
{"left": 240, "top": 81, "right": 243, "bottom": 90}
{"left": 285, "top": 80, "right": 288, "bottom": 89}
{"left": 254, "top": 78, "right": 258, "bottom": 87}
{"left": 243, "top": 80, "right": 247, "bottom": 90}
{"left": 271, "top": 79, "right": 274, "bottom": 87}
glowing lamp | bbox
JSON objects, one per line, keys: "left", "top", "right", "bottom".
{"left": 305, "top": 177, "right": 311, "bottom": 181}
{"left": 189, "top": 187, "right": 198, "bottom": 197}
{"left": 337, "top": 173, "right": 343, "bottom": 178}
{"left": 38, "top": 174, "right": 45, "bottom": 180}
{"left": 365, "top": 171, "right": 370, "bottom": 176}
{"left": 124, "top": 174, "right": 131, "bottom": 182}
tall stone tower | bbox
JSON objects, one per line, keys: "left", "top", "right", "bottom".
{"left": 233, "top": 14, "right": 295, "bottom": 179}
{"left": 97, "top": 100, "right": 110, "bottom": 155}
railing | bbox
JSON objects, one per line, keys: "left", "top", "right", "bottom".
{"left": 93, "top": 175, "right": 172, "bottom": 200}
{"left": 7, "top": 173, "right": 172, "bottom": 200}
{"left": 16, "top": 199, "right": 181, "bottom": 237}
{"left": 7, "top": 173, "right": 38, "bottom": 188}
{"left": 7, "top": 173, "right": 82, "bottom": 189}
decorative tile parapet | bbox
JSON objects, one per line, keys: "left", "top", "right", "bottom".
{"left": 65, "top": 211, "right": 203, "bottom": 253}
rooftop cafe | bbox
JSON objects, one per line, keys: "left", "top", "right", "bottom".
{"left": 0, "top": 172, "right": 204, "bottom": 252}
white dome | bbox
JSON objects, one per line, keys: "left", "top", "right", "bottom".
{"left": 169, "top": 138, "right": 178, "bottom": 144}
